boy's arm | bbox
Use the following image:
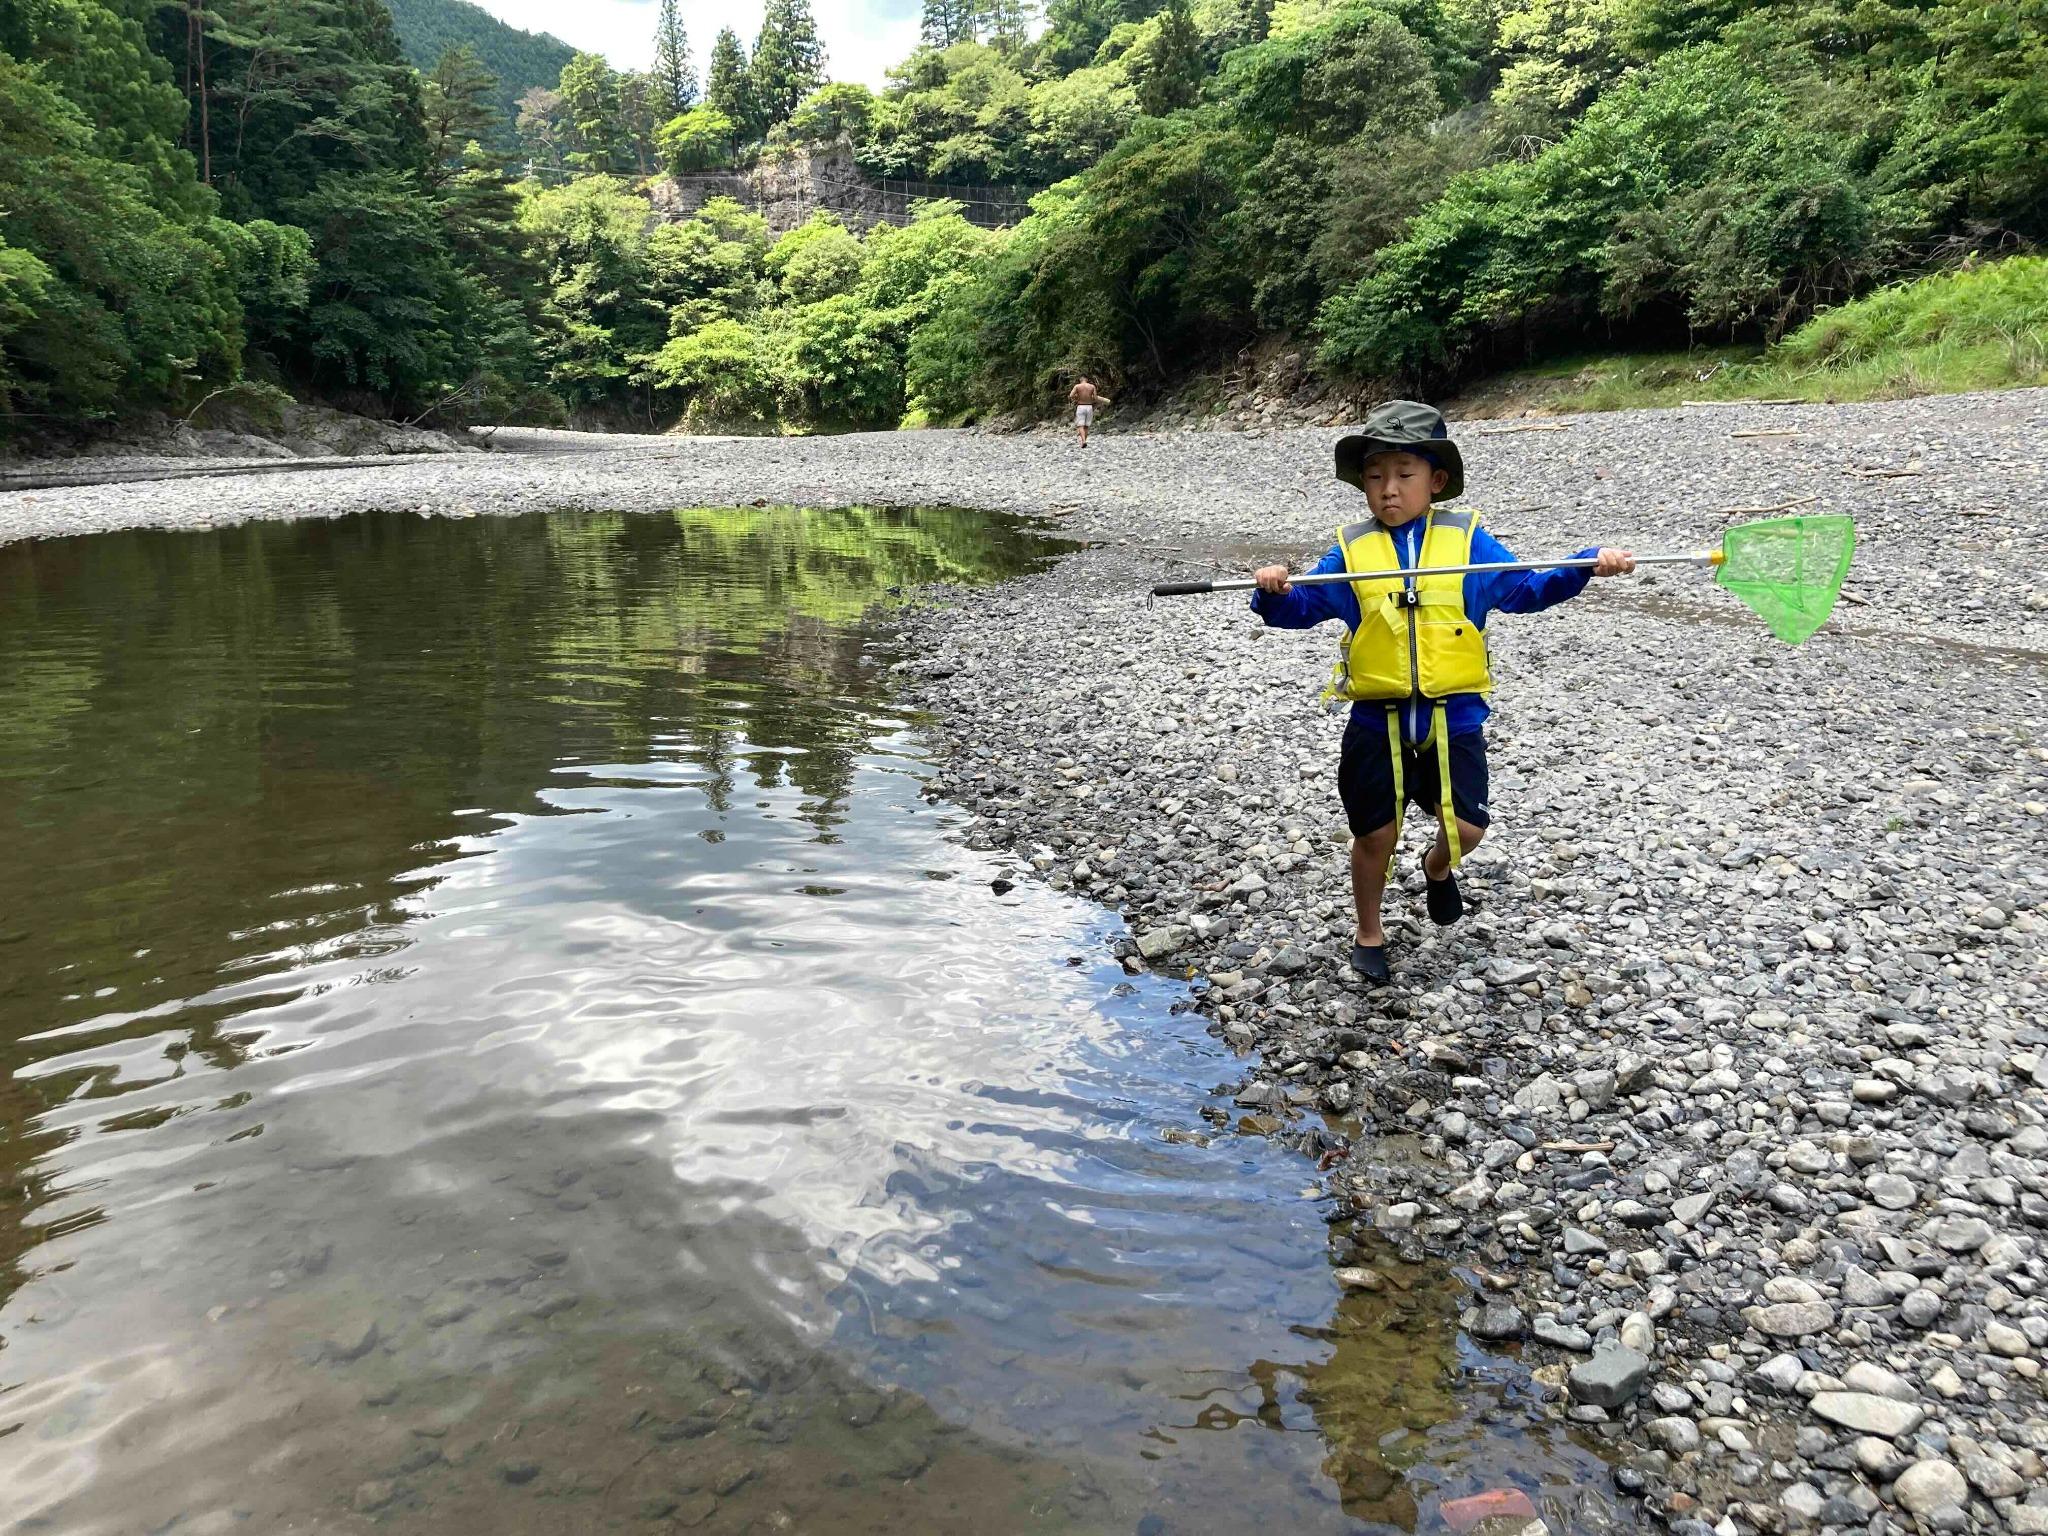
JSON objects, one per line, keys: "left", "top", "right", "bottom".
{"left": 1250, "top": 546, "right": 1346, "bottom": 628}
{"left": 1464, "top": 527, "right": 1596, "bottom": 622}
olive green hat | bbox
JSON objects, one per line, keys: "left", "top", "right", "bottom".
{"left": 1335, "top": 400, "right": 1465, "bottom": 502}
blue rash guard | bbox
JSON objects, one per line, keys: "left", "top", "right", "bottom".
{"left": 1251, "top": 519, "right": 1599, "bottom": 744}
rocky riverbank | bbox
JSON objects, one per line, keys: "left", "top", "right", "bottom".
{"left": 4, "top": 390, "right": 2044, "bottom": 1536}
{"left": 885, "top": 395, "right": 2047, "bottom": 1536}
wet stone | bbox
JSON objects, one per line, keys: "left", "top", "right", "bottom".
{"left": 1568, "top": 1343, "right": 1653, "bottom": 1409}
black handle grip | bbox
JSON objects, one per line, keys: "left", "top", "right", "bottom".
{"left": 1150, "top": 581, "right": 1215, "bottom": 597}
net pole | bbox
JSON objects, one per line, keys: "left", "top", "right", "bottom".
{"left": 1158, "top": 551, "right": 1720, "bottom": 596}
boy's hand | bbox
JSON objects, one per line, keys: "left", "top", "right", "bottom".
{"left": 1592, "top": 548, "right": 1636, "bottom": 577}
{"left": 1254, "top": 564, "right": 1293, "bottom": 594}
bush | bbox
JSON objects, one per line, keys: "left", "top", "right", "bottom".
{"left": 645, "top": 316, "right": 779, "bottom": 422}
{"left": 657, "top": 106, "right": 736, "bottom": 173}
{"left": 779, "top": 294, "right": 902, "bottom": 425}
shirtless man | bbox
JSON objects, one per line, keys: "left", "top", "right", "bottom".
{"left": 1068, "top": 377, "right": 1110, "bottom": 445}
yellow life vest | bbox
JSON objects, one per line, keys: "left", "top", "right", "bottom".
{"left": 1327, "top": 507, "right": 1492, "bottom": 704}
{"left": 1324, "top": 507, "right": 1491, "bottom": 872}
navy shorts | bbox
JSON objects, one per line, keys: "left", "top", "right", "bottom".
{"left": 1338, "top": 715, "right": 1490, "bottom": 836}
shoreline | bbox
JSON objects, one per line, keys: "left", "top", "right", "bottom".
{"left": 6, "top": 392, "right": 2046, "bottom": 1533}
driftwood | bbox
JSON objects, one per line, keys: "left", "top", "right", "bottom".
{"left": 1730, "top": 429, "right": 1803, "bottom": 439}
{"left": 1477, "top": 421, "right": 1571, "bottom": 436}
{"left": 1682, "top": 397, "right": 1803, "bottom": 407}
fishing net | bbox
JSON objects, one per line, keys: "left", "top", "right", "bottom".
{"left": 1714, "top": 514, "right": 1856, "bottom": 645}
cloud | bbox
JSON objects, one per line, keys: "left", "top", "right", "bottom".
{"left": 467, "top": 0, "right": 922, "bottom": 90}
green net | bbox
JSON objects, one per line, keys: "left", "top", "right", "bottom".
{"left": 1714, "top": 514, "right": 1856, "bottom": 645}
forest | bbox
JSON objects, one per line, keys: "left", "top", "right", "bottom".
{"left": 1, "top": 0, "right": 2042, "bottom": 439}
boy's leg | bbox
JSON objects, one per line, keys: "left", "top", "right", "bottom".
{"left": 1422, "top": 819, "right": 1486, "bottom": 880}
{"left": 1350, "top": 821, "right": 1399, "bottom": 944}
{"left": 1419, "top": 731, "right": 1490, "bottom": 922}
{"left": 1337, "top": 712, "right": 1399, "bottom": 946}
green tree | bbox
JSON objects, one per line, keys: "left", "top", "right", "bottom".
{"left": 653, "top": 0, "right": 698, "bottom": 114}
{"left": 923, "top": 0, "right": 984, "bottom": 46}
{"left": 752, "top": 0, "right": 827, "bottom": 129}
{"left": 286, "top": 168, "right": 476, "bottom": 404}
{"left": 1129, "top": 0, "right": 1204, "bottom": 116}
{"left": 0, "top": 49, "right": 244, "bottom": 421}
{"left": 788, "top": 82, "right": 877, "bottom": 144}
{"left": 617, "top": 71, "right": 662, "bottom": 175}
{"left": 780, "top": 294, "right": 902, "bottom": 424}
{"left": 516, "top": 85, "right": 567, "bottom": 171}
{"left": 644, "top": 316, "right": 780, "bottom": 422}
{"left": 985, "top": 0, "right": 1038, "bottom": 52}
{"left": 422, "top": 45, "right": 504, "bottom": 189}
{"left": 518, "top": 174, "right": 666, "bottom": 409}
{"left": 706, "top": 27, "right": 758, "bottom": 142}
{"left": 558, "top": 51, "right": 627, "bottom": 172}
{"left": 657, "top": 106, "right": 737, "bottom": 172}
{"left": 768, "top": 212, "right": 866, "bottom": 303}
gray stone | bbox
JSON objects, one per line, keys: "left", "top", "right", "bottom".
{"left": 1961, "top": 1453, "right": 2024, "bottom": 1499}
{"left": 1984, "top": 1320, "right": 2029, "bottom": 1357}
{"left": 1467, "top": 1301, "right": 1528, "bottom": 1342}
{"left": 1672, "top": 1191, "right": 1716, "bottom": 1226}
{"left": 1900, "top": 1289, "right": 1943, "bottom": 1328}
{"left": 1568, "top": 1343, "right": 1653, "bottom": 1409}
{"left": 1892, "top": 1459, "right": 1967, "bottom": 1516}
{"left": 1780, "top": 1482, "right": 1825, "bottom": 1526}
{"left": 1532, "top": 1315, "right": 1593, "bottom": 1352}
{"left": 1645, "top": 1416, "right": 1700, "bottom": 1455}
{"left": 1841, "top": 1361, "right": 1916, "bottom": 1402}
{"left": 1806, "top": 1391, "right": 1926, "bottom": 1438}
{"left": 1746, "top": 1300, "right": 1836, "bottom": 1338}
{"left": 1931, "top": 1215, "right": 1994, "bottom": 1252}
{"left": 1512, "top": 1074, "right": 1563, "bottom": 1111}
{"left": 1865, "top": 1172, "right": 1917, "bottom": 1210}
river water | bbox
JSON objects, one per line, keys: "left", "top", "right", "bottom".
{"left": 0, "top": 506, "right": 1626, "bottom": 1534}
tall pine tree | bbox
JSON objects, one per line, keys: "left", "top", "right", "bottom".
{"left": 421, "top": 45, "right": 502, "bottom": 190}
{"left": 984, "top": 0, "right": 1036, "bottom": 53}
{"left": 705, "top": 27, "right": 755, "bottom": 144}
{"left": 653, "top": 0, "right": 697, "bottom": 115}
{"left": 750, "top": 0, "right": 824, "bottom": 130}
{"left": 558, "top": 51, "right": 626, "bottom": 172}
{"left": 921, "top": 0, "right": 981, "bottom": 47}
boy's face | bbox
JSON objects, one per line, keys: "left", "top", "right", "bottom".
{"left": 1362, "top": 450, "right": 1448, "bottom": 526}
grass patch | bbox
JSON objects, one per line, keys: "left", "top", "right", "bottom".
{"left": 1466, "top": 256, "right": 2048, "bottom": 414}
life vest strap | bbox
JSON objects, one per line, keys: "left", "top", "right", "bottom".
{"left": 1386, "top": 703, "right": 1462, "bottom": 875}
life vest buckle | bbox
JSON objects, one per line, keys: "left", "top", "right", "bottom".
{"left": 1391, "top": 588, "right": 1421, "bottom": 608}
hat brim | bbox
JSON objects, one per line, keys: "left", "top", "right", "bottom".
{"left": 1335, "top": 436, "right": 1465, "bottom": 502}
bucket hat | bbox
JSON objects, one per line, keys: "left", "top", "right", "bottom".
{"left": 1335, "top": 400, "right": 1464, "bottom": 502}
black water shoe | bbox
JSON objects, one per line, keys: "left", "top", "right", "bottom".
{"left": 1349, "top": 943, "right": 1390, "bottom": 983}
{"left": 1425, "top": 869, "right": 1464, "bottom": 927}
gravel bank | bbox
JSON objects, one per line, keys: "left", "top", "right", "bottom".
{"left": 888, "top": 392, "right": 2046, "bottom": 1536}
{"left": 7, "top": 391, "right": 2046, "bottom": 1535}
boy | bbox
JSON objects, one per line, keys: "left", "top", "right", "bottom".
{"left": 1069, "top": 377, "right": 1109, "bottom": 445}
{"left": 1250, "top": 401, "right": 1635, "bottom": 982}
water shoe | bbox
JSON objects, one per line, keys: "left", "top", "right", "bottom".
{"left": 1425, "top": 869, "right": 1464, "bottom": 927}
{"left": 1349, "top": 943, "right": 1390, "bottom": 983}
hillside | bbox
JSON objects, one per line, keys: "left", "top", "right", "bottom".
{"left": 383, "top": 0, "right": 575, "bottom": 138}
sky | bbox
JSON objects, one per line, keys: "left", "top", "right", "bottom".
{"left": 467, "top": 1, "right": 926, "bottom": 91}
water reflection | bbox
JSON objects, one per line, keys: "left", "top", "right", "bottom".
{"left": 0, "top": 506, "right": 1626, "bottom": 1534}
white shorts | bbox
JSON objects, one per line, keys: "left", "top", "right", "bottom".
{"left": 1075, "top": 404, "right": 1094, "bottom": 426}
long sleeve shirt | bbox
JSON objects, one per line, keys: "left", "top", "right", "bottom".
{"left": 1251, "top": 519, "right": 1598, "bottom": 742}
